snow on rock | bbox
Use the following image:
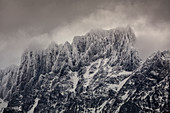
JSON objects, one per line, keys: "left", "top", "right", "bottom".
{"left": 97, "top": 101, "right": 108, "bottom": 113}
{"left": 70, "top": 72, "right": 79, "bottom": 93}
{"left": 118, "top": 71, "right": 132, "bottom": 75}
{"left": 83, "top": 59, "right": 102, "bottom": 87}
{"left": 5, "top": 27, "right": 170, "bottom": 113}
{"left": 27, "top": 98, "right": 40, "bottom": 113}
{"left": 108, "top": 74, "right": 131, "bottom": 92}
{"left": 0, "top": 98, "right": 8, "bottom": 113}
{"left": 121, "top": 91, "right": 129, "bottom": 100}
{"left": 150, "top": 71, "right": 159, "bottom": 76}
{"left": 0, "top": 65, "right": 18, "bottom": 100}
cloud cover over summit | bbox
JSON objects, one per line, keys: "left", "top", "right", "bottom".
{"left": 0, "top": 0, "right": 170, "bottom": 68}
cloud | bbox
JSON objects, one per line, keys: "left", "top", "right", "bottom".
{"left": 0, "top": 0, "right": 109, "bottom": 34}
{"left": 0, "top": 0, "right": 170, "bottom": 68}
{"left": 0, "top": 31, "right": 52, "bottom": 69}
{"left": 51, "top": 1, "right": 170, "bottom": 59}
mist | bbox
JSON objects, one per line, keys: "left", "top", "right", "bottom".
{"left": 0, "top": 0, "right": 170, "bottom": 69}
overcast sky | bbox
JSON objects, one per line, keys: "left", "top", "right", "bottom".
{"left": 0, "top": 0, "right": 170, "bottom": 69}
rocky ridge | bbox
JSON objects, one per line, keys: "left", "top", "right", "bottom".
{"left": 0, "top": 27, "right": 169, "bottom": 113}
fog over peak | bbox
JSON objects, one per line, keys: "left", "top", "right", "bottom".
{"left": 0, "top": 0, "right": 170, "bottom": 69}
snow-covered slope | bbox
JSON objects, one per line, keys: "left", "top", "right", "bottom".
{"left": 1, "top": 27, "right": 169, "bottom": 113}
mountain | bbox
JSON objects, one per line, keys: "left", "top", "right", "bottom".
{"left": 0, "top": 27, "right": 169, "bottom": 113}
{"left": 0, "top": 65, "right": 18, "bottom": 100}
{"left": 105, "top": 50, "right": 170, "bottom": 113}
{"left": 0, "top": 65, "right": 18, "bottom": 112}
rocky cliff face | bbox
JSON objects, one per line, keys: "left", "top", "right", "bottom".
{"left": 0, "top": 27, "right": 169, "bottom": 113}
{"left": 102, "top": 50, "right": 170, "bottom": 113}
{"left": 0, "top": 65, "right": 18, "bottom": 100}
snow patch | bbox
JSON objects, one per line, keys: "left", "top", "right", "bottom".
{"left": 28, "top": 98, "right": 40, "bottom": 113}
{"left": 108, "top": 70, "right": 132, "bottom": 77}
{"left": 83, "top": 59, "right": 102, "bottom": 87}
{"left": 97, "top": 101, "right": 107, "bottom": 113}
{"left": 118, "top": 71, "right": 132, "bottom": 75}
{"left": 150, "top": 71, "right": 159, "bottom": 76}
{"left": 11, "top": 106, "right": 22, "bottom": 111}
{"left": 108, "top": 74, "right": 131, "bottom": 92}
{"left": 122, "top": 91, "right": 129, "bottom": 100}
{"left": 70, "top": 72, "right": 79, "bottom": 93}
{"left": 0, "top": 98, "right": 8, "bottom": 113}
{"left": 117, "top": 75, "right": 131, "bottom": 91}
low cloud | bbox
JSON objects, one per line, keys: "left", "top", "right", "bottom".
{"left": 0, "top": 0, "right": 170, "bottom": 69}
{"left": 0, "top": 31, "right": 52, "bottom": 69}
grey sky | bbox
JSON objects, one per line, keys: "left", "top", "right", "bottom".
{"left": 0, "top": 0, "right": 170, "bottom": 69}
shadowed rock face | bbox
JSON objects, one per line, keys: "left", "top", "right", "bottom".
{"left": 117, "top": 50, "right": 170, "bottom": 113}
{"left": 99, "top": 50, "right": 170, "bottom": 113}
{"left": 1, "top": 27, "right": 169, "bottom": 113}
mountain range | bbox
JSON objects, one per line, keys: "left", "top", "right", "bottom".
{"left": 0, "top": 27, "right": 169, "bottom": 113}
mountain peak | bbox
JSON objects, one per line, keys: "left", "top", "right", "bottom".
{"left": 1, "top": 26, "right": 170, "bottom": 113}
{"left": 69, "top": 27, "right": 140, "bottom": 71}
{"left": 47, "top": 41, "right": 58, "bottom": 50}
{"left": 147, "top": 50, "right": 170, "bottom": 61}
{"left": 73, "top": 26, "right": 136, "bottom": 44}
{"left": 160, "top": 50, "right": 170, "bottom": 60}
